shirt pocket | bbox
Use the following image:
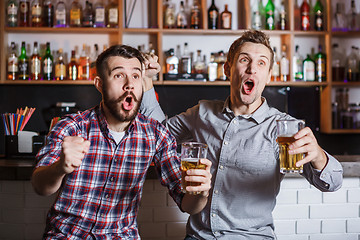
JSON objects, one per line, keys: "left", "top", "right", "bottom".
{"left": 232, "top": 139, "right": 275, "bottom": 173}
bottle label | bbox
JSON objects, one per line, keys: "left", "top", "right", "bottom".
{"left": 20, "top": 2, "right": 28, "bottom": 13}
{"left": 222, "top": 13, "right": 231, "bottom": 29}
{"left": 315, "top": 15, "right": 323, "bottom": 29}
{"left": 7, "top": 4, "right": 18, "bottom": 15}
{"left": 280, "top": 58, "right": 289, "bottom": 76}
{"left": 8, "top": 56, "right": 18, "bottom": 73}
{"left": 165, "top": 8, "right": 175, "bottom": 26}
{"left": 32, "top": 4, "right": 41, "bottom": 16}
{"left": 55, "top": 64, "right": 66, "bottom": 78}
{"left": 253, "top": 11, "right": 261, "bottom": 29}
{"left": 95, "top": 8, "right": 105, "bottom": 23}
{"left": 109, "top": 8, "right": 118, "bottom": 24}
{"left": 301, "top": 13, "right": 310, "bottom": 29}
{"left": 31, "top": 58, "right": 41, "bottom": 74}
{"left": 316, "top": 58, "right": 326, "bottom": 80}
{"left": 303, "top": 61, "right": 315, "bottom": 81}
{"left": 44, "top": 59, "right": 53, "bottom": 74}
{"left": 56, "top": 9, "right": 66, "bottom": 23}
{"left": 191, "top": 10, "right": 200, "bottom": 26}
{"left": 208, "top": 62, "right": 217, "bottom": 81}
{"left": 272, "top": 63, "right": 280, "bottom": 77}
{"left": 70, "top": 9, "right": 81, "bottom": 25}
{"left": 19, "top": 60, "right": 28, "bottom": 77}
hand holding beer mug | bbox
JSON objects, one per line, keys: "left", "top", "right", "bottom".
{"left": 276, "top": 119, "right": 305, "bottom": 174}
{"left": 181, "top": 142, "right": 208, "bottom": 195}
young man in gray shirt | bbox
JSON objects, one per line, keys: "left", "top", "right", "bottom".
{"left": 140, "top": 30, "right": 343, "bottom": 240}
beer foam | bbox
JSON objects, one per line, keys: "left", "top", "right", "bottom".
{"left": 181, "top": 158, "right": 199, "bottom": 163}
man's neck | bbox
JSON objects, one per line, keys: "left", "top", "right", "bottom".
{"left": 230, "top": 98, "right": 264, "bottom": 116}
{"left": 102, "top": 103, "right": 131, "bottom": 132}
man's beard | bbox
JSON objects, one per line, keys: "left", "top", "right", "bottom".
{"left": 103, "top": 90, "right": 143, "bottom": 122}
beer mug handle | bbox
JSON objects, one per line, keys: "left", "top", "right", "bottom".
{"left": 298, "top": 120, "right": 305, "bottom": 130}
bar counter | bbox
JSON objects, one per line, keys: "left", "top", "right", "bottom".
{"left": 0, "top": 155, "right": 359, "bottom": 180}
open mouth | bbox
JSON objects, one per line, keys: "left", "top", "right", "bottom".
{"left": 243, "top": 79, "right": 255, "bottom": 94}
{"left": 122, "top": 95, "right": 134, "bottom": 111}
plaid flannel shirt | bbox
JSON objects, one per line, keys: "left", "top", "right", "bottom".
{"left": 35, "top": 105, "right": 184, "bottom": 239}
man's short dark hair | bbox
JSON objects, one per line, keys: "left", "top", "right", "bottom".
{"left": 96, "top": 45, "right": 145, "bottom": 80}
{"left": 227, "top": 30, "right": 274, "bottom": 70}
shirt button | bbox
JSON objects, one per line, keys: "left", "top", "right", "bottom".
{"left": 214, "top": 190, "right": 219, "bottom": 194}
{"left": 224, "top": 141, "right": 229, "bottom": 145}
{"left": 214, "top": 231, "right": 219, "bottom": 235}
{"left": 233, "top": 120, "right": 237, "bottom": 124}
{"left": 212, "top": 213, "right": 216, "bottom": 217}
{"left": 114, "top": 159, "right": 118, "bottom": 163}
{"left": 105, "top": 194, "right": 110, "bottom": 198}
{"left": 219, "top": 165, "right": 224, "bottom": 170}
{"left": 110, "top": 177, "right": 114, "bottom": 182}
{"left": 101, "top": 213, "right": 105, "bottom": 217}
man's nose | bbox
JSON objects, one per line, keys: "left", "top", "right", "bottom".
{"left": 245, "top": 61, "right": 256, "bottom": 74}
{"left": 123, "top": 76, "right": 134, "bottom": 90}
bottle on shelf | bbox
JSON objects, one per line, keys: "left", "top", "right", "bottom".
{"left": 313, "top": 0, "right": 324, "bottom": 31}
{"left": 347, "top": 0, "right": 359, "bottom": 31}
{"left": 43, "top": 0, "right": 54, "bottom": 27}
{"left": 293, "top": 45, "right": 303, "bottom": 81}
{"left": 180, "top": 42, "right": 191, "bottom": 74}
{"left": 55, "top": 0, "right": 67, "bottom": 27}
{"left": 78, "top": 44, "right": 90, "bottom": 80}
{"left": 332, "top": 43, "right": 345, "bottom": 82}
{"left": 265, "top": 0, "right": 275, "bottom": 30}
{"left": 31, "top": 41, "right": 41, "bottom": 80}
{"left": 208, "top": 0, "right": 219, "bottom": 29}
{"left": 193, "top": 50, "right": 206, "bottom": 74}
{"left": 176, "top": 1, "right": 188, "bottom": 29}
{"left": 7, "top": 42, "right": 18, "bottom": 80}
{"left": 294, "top": 0, "right": 300, "bottom": 30}
{"left": 184, "top": 0, "right": 191, "bottom": 25}
{"left": 190, "top": 0, "right": 201, "bottom": 29}
{"left": 252, "top": 0, "right": 263, "bottom": 30}
{"left": 346, "top": 46, "right": 359, "bottom": 82}
{"left": 271, "top": 47, "right": 280, "bottom": 82}
{"left": 70, "top": 0, "right": 82, "bottom": 27}
{"left": 18, "top": 41, "right": 29, "bottom": 80}
{"left": 315, "top": 44, "right": 326, "bottom": 82}
{"left": 31, "top": 0, "right": 42, "bottom": 27}
{"left": 280, "top": 44, "right": 289, "bottom": 82}
{"left": 68, "top": 50, "right": 79, "bottom": 80}
{"left": 216, "top": 51, "right": 226, "bottom": 80}
{"left": 220, "top": 4, "right": 232, "bottom": 29}
{"left": 55, "top": 48, "right": 66, "bottom": 80}
{"left": 43, "top": 42, "right": 54, "bottom": 80}
{"left": 163, "top": 0, "right": 176, "bottom": 28}
{"left": 90, "top": 44, "right": 99, "bottom": 80}
{"left": 106, "top": 0, "right": 118, "bottom": 27}
{"left": 303, "top": 54, "right": 315, "bottom": 81}
{"left": 83, "top": 0, "right": 94, "bottom": 27}
{"left": 332, "top": 3, "right": 346, "bottom": 31}
{"left": 19, "top": 0, "right": 31, "bottom": 27}
{"left": 6, "top": 0, "right": 18, "bottom": 27}
{"left": 166, "top": 48, "right": 179, "bottom": 74}
{"left": 277, "top": 1, "right": 286, "bottom": 30}
{"left": 300, "top": 0, "right": 310, "bottom": 31}
{"left": 208, "top": 53, "right": 217, "bottom": 81}
{"left": 94, "top": 0, "right": 106, "bottom": 27}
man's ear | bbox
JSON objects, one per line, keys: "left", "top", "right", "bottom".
{"left": 224, "top": 61, "right": 231, "bottom": 78}
{"left": 94, "top": 76, "right": 103, "bottom": 94}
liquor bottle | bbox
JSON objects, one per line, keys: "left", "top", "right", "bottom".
{"left": 94, "top": 0, "right": 106, "bottom": 27}
{"left": 164, "top": 0, "right": 175, "bottom": 28}
{"left": 6, "top": 0, "right": 18, "bottom": 27}
{"left": 300, "top": 0, "right": 310, "bottom": 30}
{"left": 18, "top": 41, "right": 29, "bottom": 80}
{"left": 19, "top": 0, "right": 30, "bottom": 27}
{"left": 271, "top": 47, "right": 280, "bottom": 82}
{"left": 194, "top": 50, "right": 206, "bottom": 74}
{"left": 166, "top": 48, "right": 179, "bottom": 74}
{"left": 332, "top": 3, "right": 346, "bottom": 31}
{"left": 90, "top": 44, "right": 99, "bottom": 80}
{"left": 31, "top": 0, "right": 42, "bottom": 27}
{"left": 252, "top": 0, "right": 263, "bottom": 30}
{"left": 265, "top": 0, "right": 275, "bottom": 30}
{"left": 280, "top": 44, "right": 289, "bottom": 82}
{"left": 43, "top": 42, "right": 54, "bottom": 80}
{"left": 177, "top": 1, "right": 188, "bottom": 29}
{"left": 43, "top": 0, "right": 54, "bottom": 27}
{"left": 293, "top": 45, "right": 303, "bottom": 81}
{"left": 208, "top": 0, "right": 219, "bottom": 29}
{"left": 313, "top": 0, "right": 324, "bottom": 31}
{"left": 348, "top": 0, "right": 359, "bottom": 31}
{"left": 78, "top": 44, "right": 90, "bottom": 80}
{"left": 31, "top": 41, "right": 41, "bottom": 80}
{"left": 208, "top": 53, "right": 217, "bottom": 81}
{"left": 332, "top": 43, "right": 345, "bottom": 82}
{"left": 303, "top": 54, "right": 315, "bottom": 81}
{"left": 55, "top": 0, "right": 67, "bottom": 27}
{"left": 180, "top": 42, "right": 191, "bottom": 74}
{"left": 277, "top": 1, "right": 286, "bottom": 30}
{"left": 190, "top": 0, "right": 201, "bottom": 29}
{"left": 7, "top": 42, "right": 18, "bottom": 80}
{"left": 55, "top": 48, "right": 66, "bottom": 80}
{"left": 106, "top": 0, "right": 119, "bottom": 28}
{"left": 70, "top": 0, "right": 82, "bottom": 27}
{"left": 220, "top": 4, "right": 232, "bottom": 29}
{"left": 83, "top": 0, "right": 94, "bottom": 27}
{"left": 216, "top": 51, "right": 226, "bottom": 80}
{"left": 294, "top": 0, "right": 300, "bottom": 30}
{"left": 315, "top": 44, "right": 326, "bottom": 82}
{"left": 346, "top": 46, "right": 359, "bottom": 82}
{"left": 68, "top": 50, "right": 79, "bottom": 80}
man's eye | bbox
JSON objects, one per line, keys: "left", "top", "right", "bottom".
{"left": 133, "top": 74, "right": 140, "bottom": 79}
{"left": 240, "top": 58, "right": 248, "bottom": 63}
{"left": 114, "top": 73, "right": 124, "bottom": 79}
{"left": 259, "top": 61, "right": 266, "bottom": 66}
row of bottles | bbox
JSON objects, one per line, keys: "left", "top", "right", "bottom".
{"left": 6, "top": 0, "right": 118, "bottom": 28}
{"left": 333, "top": 88, "right": 360, "bottom": 129}
{"left": 165, "top": 42, "right": 227, "bottom": 81}
{"left": 271, "top": 44, "right": 326, "bottom": 82}
{"left": 163, "top": 0, "right": 232, "bottom": 30}
{"left": 332, "top": 0, "right": 360, "bottom": 32}
{"left": 7, "top": 41, "right": 103, "bottom": 81}
{"left": 332, "top": 44, "right": 360, "bottom": 82}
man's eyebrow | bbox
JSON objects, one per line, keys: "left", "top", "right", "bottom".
{"left": 110, "top": 66, "right": 142, "bottom": 73}
{"left": 239, "top": 52, "right": 270, "bottom": 61}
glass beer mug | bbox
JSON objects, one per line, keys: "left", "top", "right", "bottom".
{"left": 276, "top": 119, "right": 305, "bottom": 174}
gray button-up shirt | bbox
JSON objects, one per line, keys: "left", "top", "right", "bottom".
{"left": 140, "top": 88, "right": 343, "bottom": 240}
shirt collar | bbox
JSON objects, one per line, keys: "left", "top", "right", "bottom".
{"left": 222, "top": 96, "right": 271, "bottom": 124}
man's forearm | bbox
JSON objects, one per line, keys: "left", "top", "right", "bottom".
{"left": 181, "top": 192, "right": 209, "bottom": 215}
{"left": 31, "top": 162, "right": 66, "bottom": 196}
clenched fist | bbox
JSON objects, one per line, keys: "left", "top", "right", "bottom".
{"left": 59, "top": 136, "right": 90, "bottom": 174}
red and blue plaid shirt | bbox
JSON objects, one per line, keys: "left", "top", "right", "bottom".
{"left": 35, "top": 105, "right": 184, "bottom": 239}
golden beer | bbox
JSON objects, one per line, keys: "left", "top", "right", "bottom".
{"left": 277, "top": 136, "right": 304, "bottom": 173}
{"left": 181, "top": 158, "right": 206, "bottom": 194}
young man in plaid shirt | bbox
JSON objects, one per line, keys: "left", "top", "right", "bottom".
{"left": 31, "top": 45, "right": 212, "bottom": 239}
